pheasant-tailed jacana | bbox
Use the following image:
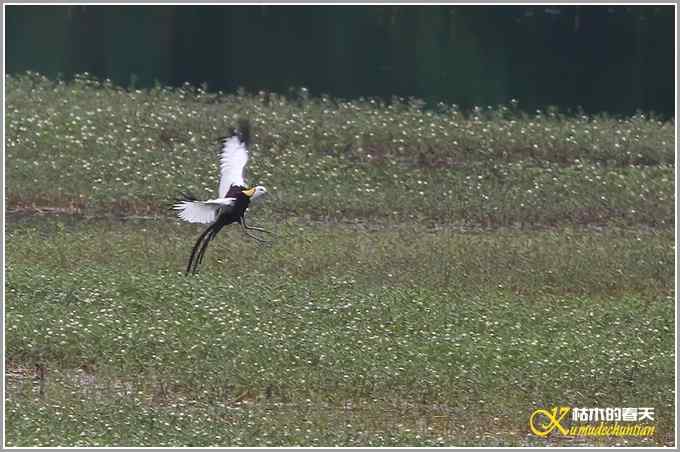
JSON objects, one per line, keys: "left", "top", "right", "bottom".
{"left": 173, "top": 119, "right": 272, "bottom": 274}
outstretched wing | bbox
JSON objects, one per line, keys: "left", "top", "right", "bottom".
{"left": 173, "top": 194, "right": 236, "bottom": 224}
{"left": 218, "top": 135, "right": 248, "bottom": 198}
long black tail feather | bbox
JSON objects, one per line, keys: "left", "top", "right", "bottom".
{"left": 195, "top": 226, "right": 219, "bottom": 271}
{"left": 186, "top": 223, "right": 215, "bottom": 275}
{"left": 186, "top": 222, "right": 227, "bottom": 275}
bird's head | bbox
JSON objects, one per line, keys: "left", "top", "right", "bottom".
{"left": 244, "top": 185, "right": 267, "bottom": 201}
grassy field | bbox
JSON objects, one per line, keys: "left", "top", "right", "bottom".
{"left": 4, "top": 72, "right": 676, "bottom": 446}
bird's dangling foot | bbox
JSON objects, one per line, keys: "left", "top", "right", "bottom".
{"left": 240, "top": 219, "right": 274, "bottom": 246}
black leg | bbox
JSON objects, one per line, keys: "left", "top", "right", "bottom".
{"left": 240, "top": 217, "right": 272, "bottom": 244}
{"left": 244, "top": 225, "right": 274, "bottom": 234}
{"left": 242, "top": 213, "right": 274, "bottom": 238}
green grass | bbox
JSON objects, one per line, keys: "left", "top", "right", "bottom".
{"left": 5, "top": 72, "right": 674, "bottom": 227}
{"left": 4, "top": 73, "right": 676, "bottom": 446}
{"left": 5, "top": 220, "right": 675, "bottom": 446}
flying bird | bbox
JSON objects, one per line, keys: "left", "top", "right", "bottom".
{"left": 173, "top": 119, "right": 272, "bottom": 274}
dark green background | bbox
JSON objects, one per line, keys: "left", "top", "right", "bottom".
{"left": 6, "top": 5, "right": 675, "bottom": 116}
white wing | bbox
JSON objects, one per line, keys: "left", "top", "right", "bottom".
{"left": 218, "top": 135, "right": 248, "bottom": 198}
{"left": 173, "top": 197, "right": 235, "bottom": 224}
